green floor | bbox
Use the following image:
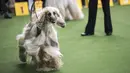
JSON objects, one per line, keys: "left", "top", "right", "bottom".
{"left": 0, "top": 5, "right": 130, "bottom": 73}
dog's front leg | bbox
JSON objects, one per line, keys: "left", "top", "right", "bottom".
{"left": 19, "top": 45, "right": 27, "bottom": 63}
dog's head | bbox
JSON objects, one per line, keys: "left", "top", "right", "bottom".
{"left": 38, "top": 7, "right": 66, "bottom": 28}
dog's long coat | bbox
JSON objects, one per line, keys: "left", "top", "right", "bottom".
{"left": 16, "top": 7, "right": 65, "bottom": 71}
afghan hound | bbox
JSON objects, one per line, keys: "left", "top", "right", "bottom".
{"left": 45, "top": 0, "right": 84, "bottom": 20}
{"left": 16, "top": 7, "right": 66, "bottom": 71}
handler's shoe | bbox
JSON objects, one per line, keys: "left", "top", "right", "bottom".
{"left": 81, "top": 32, "right": 94, "bottom": 36}
{"left": 106, "top": 32, "right": 112, "bottom": 36}
{"left": 4, "top": 12, "right": 12, "bottom": 19}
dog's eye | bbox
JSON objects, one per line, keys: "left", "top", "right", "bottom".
{"left": 57, "top": 14, "right": 60, "bottom": 17}
{"left": 48, "top": 12, "right": 51, "bottom": 16}
{"left": 53, "top": 12, "right": 56, "bottom": 15}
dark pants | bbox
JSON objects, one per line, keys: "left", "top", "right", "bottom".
{"left": 82, "top": 0, "right": 85, "bottom": 6}
{"left": 0, "top": 0, "right": 8, "bottom": 13}
{"left": 85, "top": 0, "right": 113, "bottom": 34}
{"left": 42, "top": 0, "right": 46, "bottom": 8}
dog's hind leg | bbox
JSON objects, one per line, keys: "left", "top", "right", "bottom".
{"left": 19, "top": 45, "right": 27, "bottom": 63}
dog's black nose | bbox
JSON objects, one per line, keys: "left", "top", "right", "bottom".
{"left": 52, "top": 21, "right": 56, "bottom": 23}
{"left": 61, "top": 25, "right": 65, "bottom": 28}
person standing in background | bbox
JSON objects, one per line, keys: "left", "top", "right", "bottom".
{"left": 81, "top": 0, "right": 113, "bottom": 36}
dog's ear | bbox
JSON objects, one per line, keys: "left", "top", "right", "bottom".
{"left": 45, "top": 11, "right": 49, "bottom": 14}
{"left": 45, "top": 11, "right": 52, "bottom": 18}
{"left": 38, "top": 10, "right": 48, "bottom": 22}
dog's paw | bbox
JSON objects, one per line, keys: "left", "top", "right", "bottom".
{"left": 43, "top": 67, "right": 53, "bottom": 72}
{"left": 36, "top": 67, "right": 53, "bottom": 72}
{"left": 36, "top": 68, "right": 43, "bottom": 72}
{"left": 19, "top": 61, "right": 27, "bottom": 64}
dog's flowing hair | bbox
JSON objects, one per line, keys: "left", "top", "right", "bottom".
{"left": 16, "top": 7, "right": 66, "bottom": 71}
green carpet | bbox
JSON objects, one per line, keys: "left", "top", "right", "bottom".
{"left": 0, "top": 5, "right": 130, "bottom": 73}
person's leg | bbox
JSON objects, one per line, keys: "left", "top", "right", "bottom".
{"left": 101, "top": 0, "right": 113, "bottom": 35}
{"left": 42, "top": 0, "right": 46, "bottom": 8}
{"left": 81, "top": 0, "right": 98, "bottom": 36}
{"left": 81, "top": 0, "right": 85, "bottom": 7}
{"left": 0, "top": 0, "right": 12, "bottom": 19}
{"left": 0, "top": 0, "right": 8, "bottom": 13}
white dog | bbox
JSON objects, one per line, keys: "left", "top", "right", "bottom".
{"left": 45, "top": 0, "right": 84, "bottom": 20}
{"left": 16, "top": 7, "right": 66, "bottom": 71}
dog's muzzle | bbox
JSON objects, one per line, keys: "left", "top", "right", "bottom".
{"left": 58, "top": 22, "right": 65, "bottom": 28}
{"left": 57, "top": 18, "right": 66, "bottom": 28}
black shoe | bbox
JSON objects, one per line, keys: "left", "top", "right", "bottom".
{"left": 81, "top": 32, "right": 94, "bottom": 36}
{"left": 106, "top": 32, "right": 112, "bottom": 36}
{"left": 4, "top": 12, "right": 12, "bottom": 19}
{"left": 0, "top": 11, "right": 4, "bottom": 15}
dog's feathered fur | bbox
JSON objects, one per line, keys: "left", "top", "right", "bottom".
{"left": 16, "top": 7, "right": 65, "bottom": 71}
{"left": 45, "top": 0, "right": 84, "bottom": 20}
